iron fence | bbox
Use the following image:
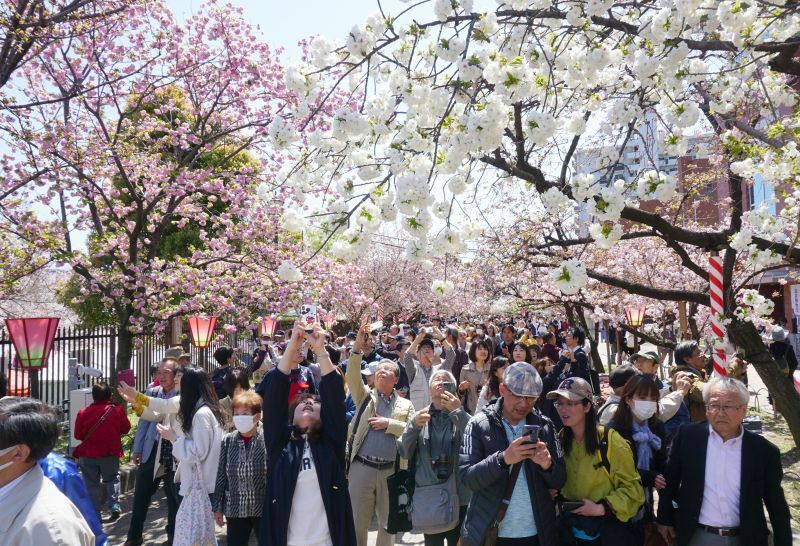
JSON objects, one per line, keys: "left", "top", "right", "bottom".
{"left": 0, "top": 322, "right": 262, "bottom": 408}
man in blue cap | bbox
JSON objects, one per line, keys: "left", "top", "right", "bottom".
{"left": 459, "top": 362, "right": 566, "bottom": 546}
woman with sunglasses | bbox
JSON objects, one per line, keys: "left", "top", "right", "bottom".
{"left": 548, "top": 377, "right": 643, "bottom": 546}
{"left": 258, "top": 322, "right": 356, "bottom": 546}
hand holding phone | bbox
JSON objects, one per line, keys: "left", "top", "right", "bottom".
{"left": 561, "top": 501, "right": 584, "bottom": 512}
{"left": 522, "top": 424, "right": 541, "bottom": 445}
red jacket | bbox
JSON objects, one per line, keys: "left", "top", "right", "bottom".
{"left": 73, "top": 401, "right": 131, "bottom": 458}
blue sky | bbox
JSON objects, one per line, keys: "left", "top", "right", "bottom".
{"left": 166, "top": 0, "right": 407, "bottom": 59}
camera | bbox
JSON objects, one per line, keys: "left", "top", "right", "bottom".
{"left": 431, "top": 455, "right": 451, "bottom": 480}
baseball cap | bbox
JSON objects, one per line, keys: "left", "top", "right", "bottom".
{"left": 546, "top": 377, "right": 594, "bottom": 402}
{"left": 609, "top": 365, "right": 640, "bottom": 390}
{"left": 632, "top": 350, "right": 661, "bottom": 366}
{"left": 275, "top": 330, "right": 286, "bottom": 337}
{"left": 418, "top": 338, "right": 435, "bottom": 351}
{"left": 361, "top": 362, "right": 379, "bottom": 376}
{"left": 346, "top": 331, "right": 358, "bottom": 340}
{"left": 502, "top": 362, "right": 543, "bottom": 397}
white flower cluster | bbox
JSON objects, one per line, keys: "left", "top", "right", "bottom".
{"left": 431, "top": 279, "right": 455, "bottom": 298}
{"left": 586, "top": 181, "right": 625, "bottom": 222}
{"left": 735, "top": 289, "right": 775, "bottom": 322}
{"left": 588, "top": 222, "right": 623, "bottom": 249}
{"left": 277, "top": 260, "right": 304, "bottom": 282}
{"left": 636, "top": 170, "right": 677, "bottom": 202}
{"left": 268, "top": 117, "right": 299, "bottom": 150}
{"left": 280, "top": 208, "right": 307, "bottom": 234}
{"left": 551, "top": 259, "right": 588, "bottom": 295}
{"left": 570, "top": 173, "right": 596, "bottom": 203}
{"left": 541, "top": 187, "right": 571, "bottom": 213}
{"left": 331, "top": 228, "right": 372, "bottom": 263}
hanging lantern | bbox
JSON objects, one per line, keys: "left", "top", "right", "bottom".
{"left": 5, "top": 317, "right": 60, "bottom": 369}
{"left": 624, "top": 304, "right": 647, "bottom": 329}
{"left": 261, "top": 316, "right": 278, "bottom": 337}
{"left": 188, "top": 316, "right": 217, "bottom": 348}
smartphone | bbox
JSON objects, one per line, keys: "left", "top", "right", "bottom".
{"left": 118, "top": 368, "right": 136, "bottom": 386}
{"left": 522, "top": 424, "right": 540, "bottom": 444}
{"left": 562, "top": 501, "right": 584, "bottom": 512}
{"left": 299, "top": 304, "right": 318, "bottom": 332}
{"left": 442, "top": 382, "right": 457, "bottom": 395}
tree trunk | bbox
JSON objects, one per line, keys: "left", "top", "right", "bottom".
{"left": 115, "top": 324, "right": 135, "bottom": 384}
{"left": 727, "top": 318, "right": 800, "bottom": 447}
{"left": 574, "top": 304, "right": 605, "bottom": 373}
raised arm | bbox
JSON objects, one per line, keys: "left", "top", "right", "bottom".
{"left": 345, "top": 322, "right": 370, "bottom": 406}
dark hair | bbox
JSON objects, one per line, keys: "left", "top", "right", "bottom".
{"left": 674, "top": 340, "right": 699, "bottom": 367}
{"left": 213, "top": 346, "right": 235, "bottom": 366}
{"left": 543, "top": 332, "right": 556, "bottom": 345}
{"left": 568, "top": 327, "right": 586, "bottom": 346}
{"left": 288, "top": 393, "right": 323, "bottom": 441}
{"left": 0, "top": 397, "right": 59, "bottom": 461}
{"left": 511, "top": 342, "right": 532, "bottom": 364}
{"left": 91, "top": 381, "right": 112, "bottom": 402}
{"left": 178, "top": 367, "right": 224, "bottom": 433}
{"left": 487, "top": 356, "right": 509, "bottom": 399}
{"left": 501, "top": 324, "right": 516, "bottom": 339}
{"left": 445, "top": 327, "right": 459, "bottom": 344}
{"left": 468, "top": 338, "right": 492, "bottom": 364}
{"left": 609, "top": 364, "right": 640, "bottom": 390}
{"left": 223, "top": 368, "right": 251, "bottom": 398}
{"left": 610, "top": 374, "right": 661, "bottom": 429}
{"left": 559, "top": 399, "right": 600, "bottom": 456}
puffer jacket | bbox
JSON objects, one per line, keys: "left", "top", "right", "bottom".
{"left": 459, "top": 398, "right": 565, "bottom": 546}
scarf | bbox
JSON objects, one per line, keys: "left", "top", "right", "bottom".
{"left": 631, "top": 421, "right": 661, "bottom": 471}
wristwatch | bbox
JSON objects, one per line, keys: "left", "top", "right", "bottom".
{"left": 497, "top": 451, "right": 510, "bottom": 469}
{"left": 351, "top": 350, "right": 363, "bottom": 355}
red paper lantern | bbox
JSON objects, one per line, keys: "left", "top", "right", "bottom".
{"left": 188, "top": 316, "right": 217, "bottom": 348}
{"left": 624, "top": 304, "right": 647, "bottom": 329}
{"left": 5, "top": 317, "right": 60, "bottom": 369}
{"left": 261, "top": 316, "right": 277, "bottom": 337}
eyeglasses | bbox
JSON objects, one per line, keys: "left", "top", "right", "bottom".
{"left": 707, "top": 404, "right": 743, "bottom": 414}
{"left": 554, "top": 400, "right": 583, "bottom": 408}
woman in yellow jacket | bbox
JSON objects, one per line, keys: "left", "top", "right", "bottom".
{"left": 547, "top": 377, "right": 644, "bottom": 546}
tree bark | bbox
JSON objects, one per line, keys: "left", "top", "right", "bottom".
{"left": 573, "top": 304, "right": 605, "bottom": 373}
{"left": 727, "top": 319, "right": 800, "bottom": 447}
{"left": 115, "top": 322, "right": 135, "bottom": 386}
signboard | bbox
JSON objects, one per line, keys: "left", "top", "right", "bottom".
{"left": 791, "top": 284, "right": 800, "bottom": 316}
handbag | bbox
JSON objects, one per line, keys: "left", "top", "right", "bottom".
{"left": 482, "top": 462, "right": 522, "bottom": 546}
{"left": 173, "top": 462, "right": 216, "bottom": 546}
{"left": 385, "top": 453, "right": 415, "bottom": 534}
{"left": 410, "top": 413, "right": 460, "bottom": 534}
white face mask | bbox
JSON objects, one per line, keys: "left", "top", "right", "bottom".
{"left": 434, "top": 346, "right": 442, "bottom": 357}
{"left": 631, "top": 400, "right": 658, "bottom": 421}
{"left": 0, "top": 444, "right": 19, "bottom": 472}
{"left": 233, "top": 415, "right": 256, "bottom": 434}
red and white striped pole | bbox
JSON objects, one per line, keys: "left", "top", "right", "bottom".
{"left": 708, "top": 254, "right": 728, "bottom": 376}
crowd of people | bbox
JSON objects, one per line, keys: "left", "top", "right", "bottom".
{"left": 0, "top": 313, "right": 794, "bottom": 546}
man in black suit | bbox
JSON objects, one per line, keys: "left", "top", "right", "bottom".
{"left": 657, "top": 376, "right": 791, "bottom": 546}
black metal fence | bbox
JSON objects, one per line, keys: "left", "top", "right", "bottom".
{"left": 0, "top": 322, "right": 266, "bottom": 407}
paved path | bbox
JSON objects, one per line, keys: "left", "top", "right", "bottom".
{"left": 104, "top": 485, "right": 425, "bottom": 545}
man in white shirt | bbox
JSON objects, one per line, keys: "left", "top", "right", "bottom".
{"left": 0, "top": 397, "right": 94, "bottom": 546}
{"left": 656, "top": 376, "right": 791, "bottom": 546}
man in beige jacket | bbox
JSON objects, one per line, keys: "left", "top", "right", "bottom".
{"left": 346, "top": 322, "right": 415, "bottom": 546}
{"left": 0, "top": 397, "right": 94, "bottom": 546}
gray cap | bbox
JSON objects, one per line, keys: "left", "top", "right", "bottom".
{"left": 771, "top": 326, "right": 788, "bottom": 342}
{"left": 361, "top": 362, "right": 379, "bottom": 376}
{"left": 502, "top": 362, "right": 543, "bottom": 397}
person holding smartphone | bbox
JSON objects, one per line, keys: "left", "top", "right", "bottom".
{"left": 459, "top": 362, "right": 565, "bottom": 546}
{"left": 398, "top": 370, "right": 470, "bottom": 545}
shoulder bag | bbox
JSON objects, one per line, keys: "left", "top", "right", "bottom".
{"left": 82, "top": 404, "right": 115, "bottom": 442}
{"left": 481, "top": 462, "right": 522, "bottom": 546}
{"left": 385, "top": 452, "right": 416, "bottom": 534}
{"left": 410, "top": 418, "right": 460, "bottom": 534}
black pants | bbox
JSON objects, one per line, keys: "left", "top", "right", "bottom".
{"left": 227, "top": 516, "right": 261, "bottom": 545}
{"left": 497, "top": 537, "right": 540, "bottom": 546}
{"left": 424, "top": 506, "right": 468, "bottom": 546}
{"left": 126, "top": 441, "right": 181, "bottom": 541}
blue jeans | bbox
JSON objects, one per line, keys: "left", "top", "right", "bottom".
{"left": 78, "top": 455, "right": 120, "bottom": 515}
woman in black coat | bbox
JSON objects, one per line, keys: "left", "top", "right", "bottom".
{"left": 607, "top": 374, "right": 668, "bottom": 541}
{"left": 258, "top": 323, "right": 356, "bottom": 546}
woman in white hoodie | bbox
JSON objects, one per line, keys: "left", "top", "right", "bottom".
{"left": 156, "top": 367, "right": 223, "bottom": 497}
